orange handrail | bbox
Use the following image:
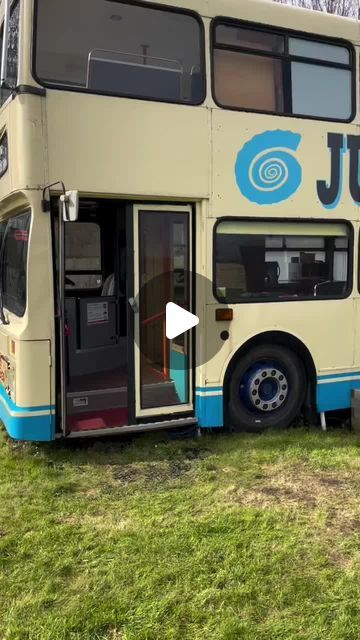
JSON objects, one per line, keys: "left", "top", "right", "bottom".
{"left": 141, "top": 309, "right": 165, "bottom": 326}
{"left": 140, "top": 302, "right": 188, "bottom": 379}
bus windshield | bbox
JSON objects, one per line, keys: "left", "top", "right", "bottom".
{"left": 34, "top": 0, "right": 205, "bottom": 105}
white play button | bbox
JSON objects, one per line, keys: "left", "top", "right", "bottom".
{"left": 165, "top": 302, "right": 199, "bottom": 340}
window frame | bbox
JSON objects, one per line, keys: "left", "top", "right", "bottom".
{"left": 1, "top": 208, "right": 31, "bottom": 318}
{"left": 32, "top": 0, "right": 206, "bottom": 107}
{"left": 213, "top": 216, "right": 354, "bottom": 304}
{"left": 211, "top": 17, "right": 355, "bottom": 123}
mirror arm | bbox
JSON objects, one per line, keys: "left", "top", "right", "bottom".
{"left": 41, "top": 183, "right": 78, "bottom": 221}
{"left": 41, "top": 180, "right": 67, "bottom": 213}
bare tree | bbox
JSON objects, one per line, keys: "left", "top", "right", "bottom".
{"left": 273, "top": 0, "right": 359, "bottom": 17}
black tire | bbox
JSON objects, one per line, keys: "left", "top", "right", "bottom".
{"left": 228, "top": 344, "right": 306, "bottom": 433}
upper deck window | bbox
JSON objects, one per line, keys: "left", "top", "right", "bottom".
{"left": 34, "top": 0, "right": 205, "bottom": 105}
{"left": 0, "top": 0, "right": 20, "bottom": 107}
{"left": 212, "top": 21, "right": 353, "bottom": 121}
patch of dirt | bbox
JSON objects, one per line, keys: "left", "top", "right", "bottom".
{"left": 219, "top": 464, "right": 360, "bottom": 519}
{"left": 113, "top": 458, "right": 194, "bottom": 485}
{"left": 112, "top": 465, "right": 140, "bottom": 484}
{"left": 328, "top": 514, "right": 360, "bottom": 536}
{"left": 326, "top": 549, "right": 353, "bottom": 570}
{"left": 260, "top": 485, "right": 310, "bottom": 503}
{"left": 319, "top": 476, "right": 348, "bottom": 488}
{"left": 347, "top": 518, "right": 360, "bottom": 531}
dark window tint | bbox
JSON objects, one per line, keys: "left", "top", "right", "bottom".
{"left": 216, "top": 24, "right": 284, "bottom": 53}
{"left": 7, "top": 1, "right": 20, "bottom": 87}
{"left": 0, "top": 0, "right": 20, "bottom": 106}
{"left": 2, "top": 211, "right": 30, "bottom": 316}
{"left": 35, "top": 0, "right": 204, "bottom": 105}
{"left": 0, "top": 220, "right": 6, "bottom": 250}
{"left": 213, "top": 21, "right": 352, "bottom": 120}
{"left": 0, "top": 131, "right": 8, "bottom": 177}
{"left": 215, "top": 221, "right": 350, "bottom": 302}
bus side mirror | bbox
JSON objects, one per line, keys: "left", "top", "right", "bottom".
{"left": 60, "top": 191, "right": 79, "bottom": 221}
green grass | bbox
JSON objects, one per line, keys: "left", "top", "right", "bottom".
{"left": 2, "top": 426, "right": 360, "bottom": 639}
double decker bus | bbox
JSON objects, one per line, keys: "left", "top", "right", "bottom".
{"left": 0, "top": 0, "right": 358, "bottom": 440}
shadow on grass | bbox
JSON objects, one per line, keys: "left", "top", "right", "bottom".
{"left": 2, "top": 409, "right": 358, "bottom": 471}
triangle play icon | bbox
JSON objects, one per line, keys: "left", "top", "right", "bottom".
{"left": 165, "top": 302, "right": 199, "bottom": 340}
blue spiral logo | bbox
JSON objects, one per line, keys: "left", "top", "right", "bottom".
{"left": 235, "top": 130, "right": 302, "bottom": 205}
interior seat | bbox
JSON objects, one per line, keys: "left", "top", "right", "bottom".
{"left": 102, "top": 273, "right": 115, "bottom": 296}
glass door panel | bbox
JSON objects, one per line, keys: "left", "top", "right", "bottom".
{"left": 134, "top": 206, "right": 192, "bottom": 417}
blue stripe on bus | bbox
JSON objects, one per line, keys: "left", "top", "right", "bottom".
{"left": 4, "top": 412, "right": 56, "bottom": 442}
{"left": 195, "top": 386, "right": 223, "bottom": 393}
{"left": 195, "top": 374, "right": 360, "bottom": 425}
{"left": 316, "top": 377, "right": 360, "bottom": 412}
{"left": 318, "top": 371, "right": 360, "bottom": 381}
{"left": 0, "top": 385, "right": 55, "bottom": 441}
{"left": 1, "top": 370, "right": 359, "bottom": 441}
{"left": 195, "top": 393, "right": 223, "bottom": 428}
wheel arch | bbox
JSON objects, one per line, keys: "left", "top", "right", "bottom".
{"left": 222, "top": 331, "right": 317, "bottom": 427}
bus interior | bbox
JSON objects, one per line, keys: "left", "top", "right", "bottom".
{"left": 55, "top": 198, "right": 191, "bottom": 434}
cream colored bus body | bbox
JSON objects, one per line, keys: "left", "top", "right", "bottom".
{"left": 0, "top": 0, "right": 358, "bottom": 439}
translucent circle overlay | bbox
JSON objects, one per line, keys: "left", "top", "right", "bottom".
{"left": 133, "top": 270, "right": 230, "bottom": 370}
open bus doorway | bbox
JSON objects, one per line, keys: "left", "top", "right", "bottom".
{"left": 61, "top": 199, "right": 129, "bottom": 432}
{"left": 54, "top": 198, "right": 195, "bottom": 436}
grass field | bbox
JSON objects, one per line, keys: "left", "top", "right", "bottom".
{"left": 1, "top": 426, "right": 360, "bottom": 640}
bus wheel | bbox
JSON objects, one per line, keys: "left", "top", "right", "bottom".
{"left": 229, "top": 344, "right": 306, "bottom": 433}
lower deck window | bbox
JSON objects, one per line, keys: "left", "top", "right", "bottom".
{"left": 1, "top": 211, "right": 31, "bottom": 316}
{"left": 215, "top": 220, "right": 350, "bottom": 302}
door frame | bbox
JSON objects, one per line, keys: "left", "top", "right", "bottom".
{"left": 56, "top": 200, "right": 69, "bottom": 436}
{"left": 131, "top": 203, "right": 194, "bottom": 420}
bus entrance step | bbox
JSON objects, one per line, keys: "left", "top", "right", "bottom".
{"left": 66, "top": 416, "right": 198, "bottom": 438}
{"left": 67, "top": 387, "right": 127, "bottom": 414}
{"left": 142, "top": 381, "right": 180, "bottom": 408}
{"left": 68, "top": 408, "right": 129, "bottom": 432}
{"left": 67, "top": 380, "right": 179, "bottom": 413}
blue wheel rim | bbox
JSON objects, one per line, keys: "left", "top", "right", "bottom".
{"left": 239, "top": 360, "right": 288, "bottom": 413}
